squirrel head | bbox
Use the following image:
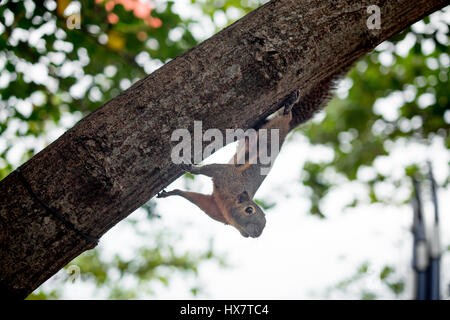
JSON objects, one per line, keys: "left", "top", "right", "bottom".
{"left": 228, "top": 191, "right": 266, "bottom": 238}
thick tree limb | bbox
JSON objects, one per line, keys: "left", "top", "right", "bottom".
{"left": 0, "top": 0, "right": 447, "bottom": 298}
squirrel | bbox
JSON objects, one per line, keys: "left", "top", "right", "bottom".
{"left": 157, "top": 90, "right": 302, "bottom": 238}
{"left": 157, "top": 68, "right": 348, "bottom": 237}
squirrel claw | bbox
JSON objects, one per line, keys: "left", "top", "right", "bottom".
{"left": 157, "top": 190, "right": 170, "bottom": 198}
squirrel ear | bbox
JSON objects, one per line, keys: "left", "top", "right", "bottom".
{"left": 238, "top": 191, "right": 250, "bottom": 203}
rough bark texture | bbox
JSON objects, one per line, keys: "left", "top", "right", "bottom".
{"left": 0, "top": 0, "right": 447, "bottom": 299}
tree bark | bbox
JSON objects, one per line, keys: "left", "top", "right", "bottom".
{"left": 0, "top": 0, "right": 447, "bottom": 299}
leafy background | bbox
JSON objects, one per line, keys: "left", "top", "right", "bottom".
{"left": 0, "top": 0, "right": 448, "bottom": 299}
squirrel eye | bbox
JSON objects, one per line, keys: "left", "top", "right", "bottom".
{"left": 245, "top": 206, "right": 254, "bottom": 214}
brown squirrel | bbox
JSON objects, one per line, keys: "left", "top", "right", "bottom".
{"left": 158, "top": 69, "right": 348, "bottom": 237}
{"left": 157, "top": 90, "right": 303, "bottom": 238}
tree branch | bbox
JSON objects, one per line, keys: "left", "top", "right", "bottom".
{"left": 0, "top": 0, "right": 447, "bottom": 299}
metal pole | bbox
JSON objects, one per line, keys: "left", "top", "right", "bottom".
{"left": 412, "top": 177, "right": 428, "bottom": 300}
{"left": 427, "top": 162, "right": 440, "bottom": 300}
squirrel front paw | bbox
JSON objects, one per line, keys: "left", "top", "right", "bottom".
{"left": 157, "top": 189, "right": 181, "bottom": 198}
{"left": 157, "top": 190, "right": 170, "bottom": 198}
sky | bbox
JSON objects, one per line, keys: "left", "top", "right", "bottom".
{"left": 2, "top": 0, "right": 449, "bottom": 300}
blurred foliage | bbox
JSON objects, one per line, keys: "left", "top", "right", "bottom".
{"left": 27, "top": 227, "right": 224, "bottom": 299}
{"left": 1, "top": 0, "right": 448, "bottom": 300}
{"left": 328, "top": 262, "right": 405, "bottom": 299}
{"left": 302, "top": 9, "right": 449, "bottom": 299}
{"left": 0, "top": 0, "right": 201, "bottom": 178}
{"left": 254, "top": 198, "right": 276, "bottom": 210}
{"left": 25, "top": 195, "right": 226, "bottom": 299}
{"left": 299, "top": 12, "right": 450, "bottom": 217}
{"left": 191, "top": 0, "right": 264, "bottom": 31}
